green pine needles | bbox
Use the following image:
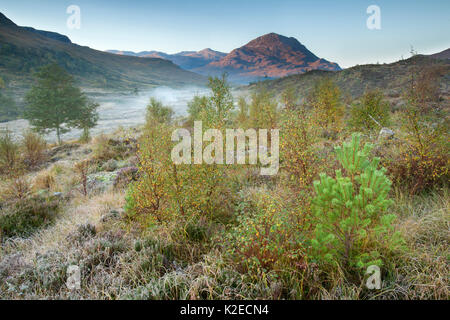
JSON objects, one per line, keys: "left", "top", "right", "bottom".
{"left": 311, "top": 133, "right": 403, "bottom": 270}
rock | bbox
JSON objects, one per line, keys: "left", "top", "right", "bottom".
{"left": 378, "top": 127, "right": 395, "bottom": 140}
{"left": 87, "top": 171, "right": 118, "bottom": 194}
{"left": 113, "top": 167, "right": 139, "bottom": 188}
{"left": 48, "top": 143, "right": 80, "bottom": 157}
{"left": 100, "top": 209, "right": 124, "bottom": 222}
{"left": 52, "top": 192, "right": 63, "bottom": 198}
{"left": 103, "top": 159, "right": 118, "bottom": 172}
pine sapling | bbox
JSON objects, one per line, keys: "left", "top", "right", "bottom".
{"left": 311, "top": 133, "right": 403, "bottom": 270}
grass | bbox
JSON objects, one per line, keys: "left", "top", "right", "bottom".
{"left": 0, "top": 98, "right": 448, "bottom": 300}
{"left": 0, "top": 196, "right": 60, "bottom": 240}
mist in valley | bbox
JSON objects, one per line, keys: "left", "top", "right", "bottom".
{"left": 0, "top": 86, "right": 210, "bottom": 143}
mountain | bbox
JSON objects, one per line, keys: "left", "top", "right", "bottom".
{"left": 107, "top": 33, "right": 340, "bottom": 83}
{"left": 195, "top": 33, "right": 341, "bottom": 83}
{"left": 106, "top": 48, "right": 227, "bottom": 70}
{"left": 0, "top": 12, "right": 205, "bottom": 94}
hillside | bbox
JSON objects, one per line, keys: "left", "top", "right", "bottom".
{"left": 429, "top": 48, "right": 450, "bottom": 60}
{"left": 247, "top": 54, "right": 450, "bottom": 104}
{"left": 0, "top": 12, "right": 206, "bottom": 97}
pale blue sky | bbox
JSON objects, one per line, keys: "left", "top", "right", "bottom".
{"left": 1, "top": 0, "right": 449, "bottom": 68}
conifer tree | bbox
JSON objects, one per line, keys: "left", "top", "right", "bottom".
{"left": 24, "top": 64, "right": 87, "bottom": 144}
{"left": 311, "top": 133, "right": 403, "bottom": 269}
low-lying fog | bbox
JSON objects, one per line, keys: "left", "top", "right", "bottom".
{"left": 0, "top": 86, "right": 210, "bottom": 143}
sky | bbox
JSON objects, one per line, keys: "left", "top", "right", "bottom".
{"left": 1, "top": 0, "right": 449, "bottom": 68}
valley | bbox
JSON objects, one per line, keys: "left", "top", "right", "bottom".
{"left": 0, "top": 4, "right": 448, "bottom": 303}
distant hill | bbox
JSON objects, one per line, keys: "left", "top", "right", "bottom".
{"left": 246, "top": 53, "right": 450, "bottom": 106}
{"left": 107, "top": 48, "right": 227, "bottom": 71}
{"left": 195, "top": 33, "right": 341, "bottom": 83}
{"left": 108, "top": 33, "right": 340, "bottom": 84}
{"left": 428, "top": 48, "right": 450, "bottom": 60}
{"left": 0, "top": 12, "right": 206, "bottom": 94}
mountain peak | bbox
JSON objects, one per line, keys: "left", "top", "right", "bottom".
{"left": 250, "top": 32, "right": 292, "bottom": 43}
{"left": 0, "top": 12, "right": 17, "bottom": 27}
{"left": 202, "top": 33, "right": 341, "bottom": 82}
{"left": 244, "top": 33, "right": 318, "bottom": 60}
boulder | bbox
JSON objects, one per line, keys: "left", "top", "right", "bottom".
{"left": 100, "top": 209, "right": 124, "bottom": 222}
{"left": 113, "top": 166, "right": 139, "bottom": 188}
{"left": 87, "top": 171, "right": 118, "bottom": 194}
{"left": 378, "top": 127, "right": 395, "bottom": 140}
{"left": 102, "top": 159, "right": 118, "bottom": 172}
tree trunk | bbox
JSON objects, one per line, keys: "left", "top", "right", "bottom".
{"left": 56, "top": 126, "right": 61, "bottom": 145}
{"left": 82, "top": 127, "right": 90, "bottom": 142}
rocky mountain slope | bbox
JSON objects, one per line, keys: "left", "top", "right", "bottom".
{"left": 195, "top": 33, "right": 340, "bottom": 83}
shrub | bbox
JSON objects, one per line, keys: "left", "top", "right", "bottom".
{"left": 0, "top": 129, "right": 19, "bottom": 174}
{"left": 186, "top": 95, "right": 209, "bottom": 127}
{"left": 184, "top": 218, "right": 209, "bottom": 243}
{"left": 235, "top": 96, "right": 250, "bottom": 128}
{"left": 146, "top": 98, "right": 174, "bottom": 124}
{"left": 127, "top": 83, "right": 234, "bottom": 226}
{"left": 125, "top": 119, "right": 175, "bottom": 224}
{"left": 307, "top": 78, "right": 344, "bottom": 133}
{"left": 407, "top": 65, "right": 446, "bottom": 111}
{"left": 3, "top": 172, "right": 31, "bottom": 202}
{"left": 386, "top": 102, "right": 449, "bottom": 194}
{"left": 187, "top": 74, "right": 234, "bottom": 128}
{"left": 74, "top": 160, "right": 90, "bottom": 197}
{"left": 22, "top": 130, "right": 47, "bottom": 167}
{"left": 92, "top": 135, "right": 130, "bottom": 162}
{"left": 310, "top": 133, "right": 404, "bottom": 271}
{"left": 280, "top": 108, "right": 320, "bottom": 189}
{"left": 127, "top": 120, "right": 232, "bottom": 224}
{"left": 0, "top": 196, "right": 59, "bottom": 239}
{"left": 281, "top": 86, "right": 298, "bottom": 111}
{"left": 33, "top": 170, "right": 56, "bottom": 192}
{"left": 249, "top": 88, "right": 278, "bottom": 130}
{"left": 226, "top": 191, "right": 307, "bottom": 276}
{"left": 386, "top": 144, "right": 449, "bottom": 195}
{"left": 350, "top": 90, "right": 390, "bottom": 131}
